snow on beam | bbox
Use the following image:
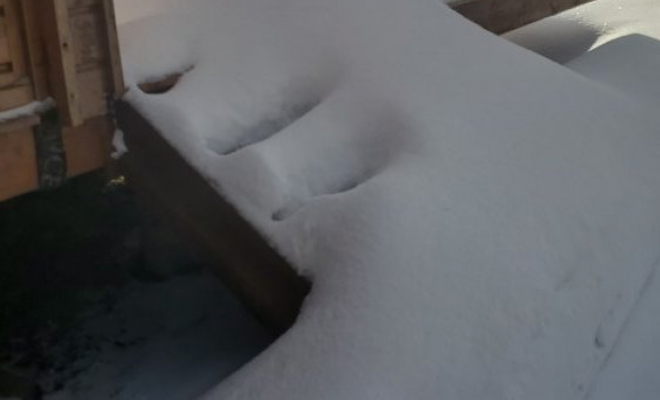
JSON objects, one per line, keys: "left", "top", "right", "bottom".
{"left": 449, "top": 0, "right": 597, "bottom": 34}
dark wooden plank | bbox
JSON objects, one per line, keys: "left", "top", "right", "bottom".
{"left": 20, "top": 0, "right": 51, "bottom": 99}
{"left": 116, "top": 100, "right": 310, "bottom": 334}
{"left": 63, "top": 115, "right": 113, "bottom": 177}
{"left": 449, "top": 0, "right": 597, "bottom": 34}
{"left": 0, "top": 127, "right": 38, "bottom": 201}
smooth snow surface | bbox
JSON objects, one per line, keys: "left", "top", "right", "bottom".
{"left": 587, "top": 268, "right": 660, "bottom": 400}
{"left": 567, "top": 34, "right": 660, "bottom": 108}
{"left": 506, "top": 0, "right": 660, "bottom": 63}
{"left": 111, "top": 129, "right": 128, "bottom": 160}
{"left": 117, "top": 0, "right": 660, "bottom": 399}
{"left": 564, "top": 27, "right": 660, "bottom": 400}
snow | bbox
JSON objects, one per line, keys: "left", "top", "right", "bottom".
{"left": 587, "top": 268, "right": 660, "bottom": 400}
{"left": 567, "top": 34, "right": 660, "bottom": 108}
{"left": 0, "top": 98, "right": 54, "bottom": 123}
{"left": 116, "top": 0, "right": 660, "bottom": 399}
{"left": 505, "top": 0, "right": 660, "bottom": 63}
{"left": 506, "top": 25, "right": 660, "bottom": 399}
{"left": 111, "top": 129, "right": 128, "bottom": 160}
{"left": 113, "top": 0, "right": 183, "bottom": 24}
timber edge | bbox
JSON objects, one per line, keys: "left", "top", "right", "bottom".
{"left": 115, "top": 100, "right": 311, "bottom": 334}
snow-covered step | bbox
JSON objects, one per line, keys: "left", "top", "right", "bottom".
{"left": 567, "top": 34, "right": 660, "bottom": 107}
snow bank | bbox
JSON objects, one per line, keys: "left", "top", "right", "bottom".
{"left": 117, "top": 0, "right": 660, "bottom": 399}
{"left": 505, "top": 0, "right": 660, "bottom": 63}
{"left": 587, "top": 267, "right": 660, "bottom": 400}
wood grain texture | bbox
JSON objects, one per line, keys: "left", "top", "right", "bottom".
{"left": 62, "top": 115, "right": 113, "bottom": 177}
{"left": 66, "top": 0, "right": 124, "bottom": 119}
{"left": 42, "top": 0, "right": 83, "bottom": 126}
{"left": 20, "top": 0, "right": 50, "bottom": 99}
{"left": 0, "top": 79, "right": 33, "bottom": 110}
{"left": 76, "top": 67, "right": 110, "bottom": 119}
{"left": 449, "top": 0, "right": 597, "bottom": 34}
{"left": 0, "top": 0, "right": 123, "bottom": 201}
{"left": 101, "top": 0, "right": 125, "bottom": 97}
{"left": 0, "top": 128, "right": 38, "bottom": 201}
{"left": 0, "top": 113, "right": 39, "bottom": 134}
{"left": 0, "top": 117, "right": 112, "bottom": 201}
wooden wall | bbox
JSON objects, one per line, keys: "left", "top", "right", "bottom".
{"left": 0, "top": 0, "right": 122, "bottom": 201}
{"left": 0, "top": 0, "right": 600, "bottom": 201}
{"left": 42, "top": 0, "right": 123, "bottom": 126}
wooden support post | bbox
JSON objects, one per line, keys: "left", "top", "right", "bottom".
{"left": 19, "top": 0, "right": 50, "bottom": 100}
{"left": 101, "top": 0, "right": 125, "bottom": 97}
{"left": 0, "top": 0, "right": 123, "bottom": 202}
{"left": 41, "top": 0, "right": 82, "bottom": 127}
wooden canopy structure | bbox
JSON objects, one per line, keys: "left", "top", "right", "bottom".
{"left": 0, "top": 0, "right": 596, "bottom": 203}
{"left": 0, "top": 1, "right": 612, "bottom": 397}
{"left": 119, "top": 0, "right": 599, "bottom": 333}
{"left": 0, "top": 0, "right": 598, "bottom": 331}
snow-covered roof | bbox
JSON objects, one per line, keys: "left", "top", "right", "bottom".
{"left": 116, "top": 0, "right": 660, "bottom": 399}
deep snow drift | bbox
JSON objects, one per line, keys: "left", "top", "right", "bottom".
{"left": 505, "top": 0, "right": 660, "bottom": 63}
{"left": 117, "top": 0, "right": 660, "bottom": 399}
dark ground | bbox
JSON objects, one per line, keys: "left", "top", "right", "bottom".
{"left": 0, "top": 172, "right": 143, "bottom": 398}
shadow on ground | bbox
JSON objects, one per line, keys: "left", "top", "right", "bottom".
{"left": 0, "top": 173, "right": 271, "bottom": 400}
{"left": 0, "top": 173, "right": 142, "bottom": 397}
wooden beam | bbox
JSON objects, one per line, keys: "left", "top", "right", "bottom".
{"left": 116, "top": 100, "right": 310, "bottom": 334}
{"left": 0, "top": 78, "right": 33, "bottom": 110}
{"left": 20, "top": 0, "right": 50, "bottom": 99}
{"left": 101, "top": 0, "right": 125, "bottom": 97}
{"left": 0, "top": 113, "right": 39, "bottom": 133}
{"left": 0, "top": 127, "right": 37, "bottom": 200}
{"left": 63, "top": 115, "right": 112, "bottom": 177}
{"left": 41, "top": 0, "right": 83, "bottom": 127}
{"left": 449, "top": 0, "right": 597, "bottom": 34}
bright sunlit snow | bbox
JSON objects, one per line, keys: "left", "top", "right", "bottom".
{"left": 505, "top": 0, "right": 660, "bottom": 63}
{"left": 113, "top": 0, "right": 660, "bottom": 399}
